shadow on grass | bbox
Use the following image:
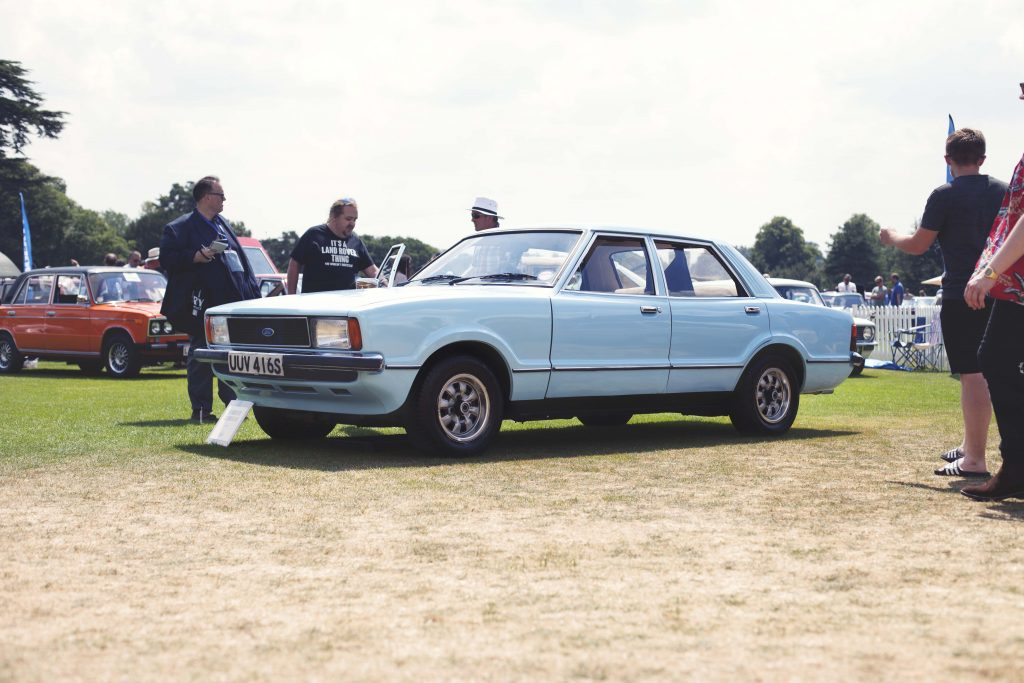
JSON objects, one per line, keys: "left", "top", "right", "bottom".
{"left": 887, "top": 479, "right": 1024, "bottom": 520}
{"left": 176, "top": 420, "right": 856, "bottom": 472}
{"left": 8, "top": 367, "right": 185, "bottom": 381}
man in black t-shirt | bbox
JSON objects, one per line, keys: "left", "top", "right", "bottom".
{"left": 880, "top": 128, "right": 1007, "bottom": 478}
{"left": 287, "top": 197, "right": 378, "bottom": 294}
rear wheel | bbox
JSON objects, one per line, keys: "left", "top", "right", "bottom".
{"left": 0, "top": 335, "right": 24, "bottom": 374}
{"left": 253, "top": 406, "right": 335, "bottom": 440}
{"left": 577, "top": 412, "right": 633, "bottom": 427}
{"left": 103, "top": 333, "right": 142, "bottom": 378}
{"left": 405, "top": 355, "right": 503, "bottom": 458}
{"left": 729, "top": 354, "right": 799, "bottom": 435}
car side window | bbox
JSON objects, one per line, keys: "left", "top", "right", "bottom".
{"left": 14, "top": 275, "right": 54, "bottom": 305}
{"left": 565, "top": 236, "right": 654, "bottom": 295}
{"left": 655, "top": 242, "right": 741, "bottom": 298}
{"left": 54, "top": 275, "right": 85, "bottom": 305}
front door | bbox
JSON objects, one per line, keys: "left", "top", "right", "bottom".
{"left": 46, "top": 273, "right": 93, "bottom": 354}
{"left": 548, "top": 235, "right": 670, "bottom": 398}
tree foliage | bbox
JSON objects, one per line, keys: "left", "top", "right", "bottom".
{"left": 360, "top": 234, "right": 439, "bottom": 272}
{"left": 0, "top": 160, "right": 129, "bottom": 267}
{"left": 748, "top": 216, "right": 823, "bottom": 283}
{"left": 824, "top": 214, "right": 884, "bottom": 293}
{"left": 0, "top": 60, "right": 66, "bottom": 159}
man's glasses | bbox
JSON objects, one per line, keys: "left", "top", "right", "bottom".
{"left": 208, "top": 192, "right": 225, "bottom": 198}
{"left": 471, "top": 212, "right": 485, "bottom": 219}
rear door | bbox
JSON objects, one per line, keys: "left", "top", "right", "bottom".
{"left": 47, "top": 273, "right": 93, "bottom": 354}
{"left": 548, "top": 235, "right": 670, "bottom": 398}
{"left": 654, "top": 240, "right": 772, "bottom": 393}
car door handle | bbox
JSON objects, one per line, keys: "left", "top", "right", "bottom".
{"left": 46, "top": 311, "right": 56, "bottom": 317}
{"left": 744, "top": 306, "right": 761, "bottom": 314}
{"left": 640, "top": 305, "right": 662, "bottom": 314}
{"left": 5, "top": 311, "right": 14, "bottom": 316}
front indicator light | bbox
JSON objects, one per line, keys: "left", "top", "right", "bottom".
{"left": 207, "top": 315, "right": 230, "bottom": 344}
{"left": 313, "top": 318, "right": 361, "bottom": 350}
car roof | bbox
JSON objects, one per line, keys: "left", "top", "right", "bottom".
{"left": 766, "top": 277, "right": 816, "bottom": 288}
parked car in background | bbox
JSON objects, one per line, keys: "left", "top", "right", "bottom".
{"left": 768, "top": 278, "right": 875, "bottom": 376}
{"left": 0, "top": 267, "right": 189, "bottom": 378}
{"left": 238, "top": 236, "right": 285, "bottom": 294}
{"left": 196, "top": 227, "right": 856, "bottom": 457}
{"left": 820, "top": 291, "right": 867, "bottom": 309}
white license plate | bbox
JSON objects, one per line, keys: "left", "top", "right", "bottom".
{"left": 227, "top": 351, "right": 284, "bottom": 377}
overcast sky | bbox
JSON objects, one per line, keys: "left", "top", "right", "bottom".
{"left": 3, "top": 0, "right": 1023, "bottom": 253}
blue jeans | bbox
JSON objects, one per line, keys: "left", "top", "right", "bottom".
{"left": 978, "top": 300, "right": 1024, "bottom": 466}
{"left": 187, "top": 332, "right": 235, "bottom": 413}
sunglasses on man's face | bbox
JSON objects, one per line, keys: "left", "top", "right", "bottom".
{"left": 471, "top": 212, "right": 485, "bottom": 219}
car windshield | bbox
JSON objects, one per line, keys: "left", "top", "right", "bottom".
{"left": 88, "top": 271, "right": 168, "bottom": 303}
{"left": 774, "top": 285, "right": 824, "bottom": 306}
{"left": 413, "top": 230, "right": 582, "bottom": 285}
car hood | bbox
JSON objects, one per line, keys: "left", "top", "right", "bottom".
{"left": 207, "top": 284, "right": 556, "bottom": 316}
{"left": 852, "top": 316, "right": 873, "bottom": 326}
{"left": 91, "top": 301, "right": 164, "bottom": 315}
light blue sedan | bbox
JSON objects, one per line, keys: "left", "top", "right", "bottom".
{"left": 197, "top": 227, "right": 856, "bottom": 456}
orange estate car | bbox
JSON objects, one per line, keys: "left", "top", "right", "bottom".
{"left": 0, "top": 266, "right": 189, "bottom": 378}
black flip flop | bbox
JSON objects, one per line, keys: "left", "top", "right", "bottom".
{"left": 935, "top": 458, "right": 989, "bottom": 478}
{"left": 940, "top": 447, "right": 963, "bottom": 463}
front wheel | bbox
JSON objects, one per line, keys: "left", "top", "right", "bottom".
{"left": 103, "top": 333, "right": 142, "bottom": 378}
{"left": 405, "top": 355, "right": 503, "bottom": 457}
{"left": 0, "top": 335, "right": 24, "bottom": 374}
{"left": 253, "top": 407, "right": 336, "bottom": 439}
{"left": 729, "top": 354, "right": 799, "bottom": 435}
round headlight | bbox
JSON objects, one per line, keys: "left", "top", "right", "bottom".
{"left": 149, "top": 320, "right": 160, "bottom": 335}
{"left": 862, "top": 326, "right": 875, "bottom": 342}
{"left": 163, "top": 321, "right": 174, "bottom": 334}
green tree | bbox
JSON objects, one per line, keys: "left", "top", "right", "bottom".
{"left": 360, "top": 234, "right": 440, "bottom": 272}
{"left": 0, "top": 161, "right": 72, "bottom": 268}
{"left": 63, "top": 204, "right": 131, "bottom": 265}
{"left": 748, "top": 216, "right": 823, "bottom": 283}
{"left": 261, "top": 230, "right": 300, "bottom": 271}
{"left": 824, "top": 214, "right": 884, "bottom": 293}
{"left": 0, "top": 60, "right": 66, "bottom": 159}
{"left": 878, "top": 220, "right": 946, "bottom": 295}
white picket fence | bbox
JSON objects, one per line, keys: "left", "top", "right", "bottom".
{"left": 851, "top": 304, "right": 947, "bottom": 371}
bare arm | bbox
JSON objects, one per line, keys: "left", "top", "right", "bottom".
{"left": 363, "top": 264, "right": 379, "bottom": 278}
{"left": 879, "top": 226, "right": 938, "bottom": 255}
{"left": 287, "top": 259, "right": 301, "bottom": 295}
{"left": 965, "top": 214, "right": 1024, "bottom": 309}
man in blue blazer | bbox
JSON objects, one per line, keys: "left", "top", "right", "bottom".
{"left": 160, "top": 176, "right": 260, "bottom": 423}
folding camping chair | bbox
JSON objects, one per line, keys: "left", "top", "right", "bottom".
{"left": 891, "top": 321, "right": 944, "bottom": 371}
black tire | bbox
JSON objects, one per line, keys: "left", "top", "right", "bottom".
{"left": 405, "top": 355, "right": 503, "bottom": 457}
{"left": 78, "top": 361, "right": 104, "bottom": 375}
{"left": 729, "top": 354, "right": 800, "bottom": 436}
{"left": 253, "top": 406, "right": 335, "bottom": 440}
{"left": 103, "top": 333, "right": 142, "bottom": 378}
{"left": 0, "top": 334, "right": 24, "bottom": 374}
{"left": 577, "top": 412, "right": 633, "bottom": 427}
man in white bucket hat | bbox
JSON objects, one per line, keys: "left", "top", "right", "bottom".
{"left": 469, "top": 197, "right": 503, "bottom": 231}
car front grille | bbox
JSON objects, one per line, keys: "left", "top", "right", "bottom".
{"left": 227, "top": 317, "right": 311, "bottom": 347}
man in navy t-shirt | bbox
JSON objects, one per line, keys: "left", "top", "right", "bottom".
{"left": 287, "top": 198, "right": 378, "bottom": 294}
{"left": 880, "top": 127, "right": 1007, "bottom": 478}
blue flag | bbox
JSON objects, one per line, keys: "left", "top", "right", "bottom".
{"left": 19, "top": 192, "right": 33, "bottom": 271}
{"left": 946, "top": 115, "right": 955, "bottom": 184}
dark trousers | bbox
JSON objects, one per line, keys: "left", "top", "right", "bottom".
{"left": 187, "top": 332, "right": 236, "bottom": 413}
{"left": 978, "top": 299, "right": 1024, "bottom": 467}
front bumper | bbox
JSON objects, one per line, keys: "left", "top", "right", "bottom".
{"left": 194, "top": 348, "right": 385, "bottom": 382}
{"left": 856, "top": 341, "right": 876, "bottom": 358}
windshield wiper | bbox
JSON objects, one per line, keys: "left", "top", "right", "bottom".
{"left": 448, "top": 272, "right": 539, "bottom": 285}
{"left": 417, "top": 274, "right": 462, "bottom": 284}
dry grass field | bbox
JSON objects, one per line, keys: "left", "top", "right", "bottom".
{"left": 1, "top": 363, "right": 1023, "bottom": 682}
